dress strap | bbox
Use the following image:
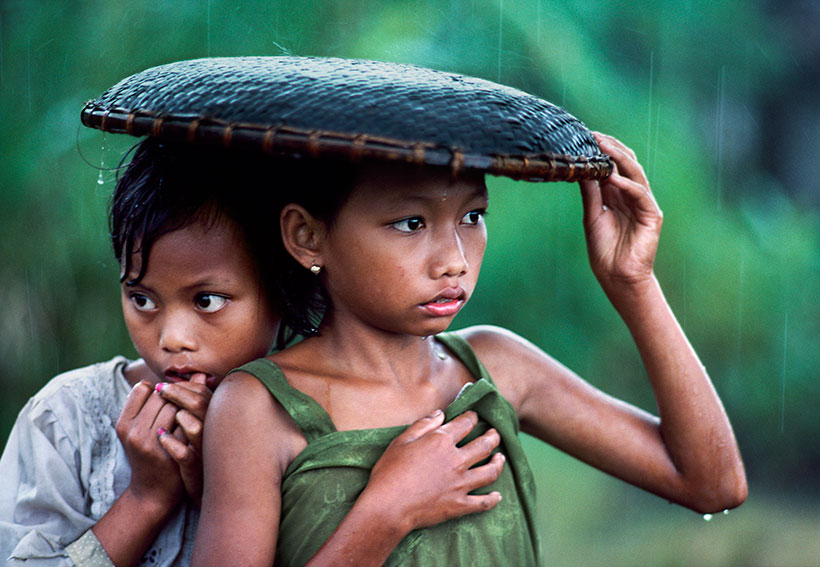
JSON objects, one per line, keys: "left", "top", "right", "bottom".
{"left": 435, "top": 332, "right": 497, "bottom": 386}
{"left": 231, "top": 358, "right": 337, "bottom": 442}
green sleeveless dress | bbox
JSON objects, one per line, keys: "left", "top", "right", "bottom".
{"left": 235, "top": 332, "right": 541, "bottom": 566}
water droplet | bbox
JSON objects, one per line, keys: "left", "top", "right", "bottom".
{"left": 722, "top": 509, "right": 730, "bottom": 515}
{"left": 97, "top": 133, "right": 107, "bottom": 185}
{"left": 703, "top": 514, "right": 713, "bottom": 522}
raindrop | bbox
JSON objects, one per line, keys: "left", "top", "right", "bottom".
{"left": 703, "top": 514, "right": 713, "bottom": 522}
{"left": 722, "top": 509, "right": 730, "bottom": 515}
{"left": 97, "top": 133, "right": 107, "bottom": 185}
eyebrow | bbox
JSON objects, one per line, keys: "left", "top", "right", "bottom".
{"left": 123, "top": 276, "right": 235, "bottom": 291}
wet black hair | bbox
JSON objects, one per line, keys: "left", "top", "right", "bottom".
{"left": 109, "top": 137, "right": 286, "bottom": 329}
{"left": 267, "top": 158, "right": 357, "bottom": 348}
{"left": 110, "top": 136, "right": 359, "bottom": 349}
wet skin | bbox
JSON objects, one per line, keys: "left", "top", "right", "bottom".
{"left": 121, "top": 217, "right": 278, "bottom": 391}
{"left": 317, "top": 165, "right": 489, "bottom": 340}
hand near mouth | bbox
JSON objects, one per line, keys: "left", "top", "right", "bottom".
{"left": 155, "top": 373, "right": 213, "bottom": 507}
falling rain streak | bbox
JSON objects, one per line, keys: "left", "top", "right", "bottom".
{"left": 715, "top": 65, "right": 726, "bottom": 210}
{"left": 781, "top": 311, "right": 788, "bottom": 433}
{"left": 497, "top": 0, "right": 503, "bottom": 82}
{"left": 646, "top": 51, "right": 654, "bottom": 175}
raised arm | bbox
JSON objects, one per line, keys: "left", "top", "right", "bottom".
{"left": 465, "top": 133, "right": 746, "bottom": 514}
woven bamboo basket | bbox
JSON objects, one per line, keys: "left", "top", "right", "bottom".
{"left": 81, "top": 56, "right": 611, "bottom": 182}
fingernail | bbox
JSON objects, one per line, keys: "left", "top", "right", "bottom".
{"left": 431, "top": 409, "right": 443, "bottom": 418}
{"left": 155, "top": 382, "right": 166, "bottom": 393}
{"left": 157, "top": 427, "right": 167, "bottom": 437}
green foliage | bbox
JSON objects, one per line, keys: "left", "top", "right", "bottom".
{"left": 2, "top": 0, "right": 818, "bottom": 562}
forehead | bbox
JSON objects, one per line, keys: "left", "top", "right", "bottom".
{"left": 126, "top": 216, "right": 252, "bottom": 280}
{"left": 350, "top": 164, "right": 487, "bottom": 204}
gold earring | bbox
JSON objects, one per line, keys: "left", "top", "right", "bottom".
{"left": 310, "top": 261, "right": 322, "bottom": 275}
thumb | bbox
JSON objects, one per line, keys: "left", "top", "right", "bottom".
{"left": 395, "top": 409, "right": 445, "bottom": 444}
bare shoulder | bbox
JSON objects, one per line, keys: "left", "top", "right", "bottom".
{"left": 453, "top": 325, "right": 569, "bottom": 411}
{"left": 454, "top": 325, "right": 562, "bottom": 370}
{"left": 207, "top": 370, "right": 306, "bottom": 469}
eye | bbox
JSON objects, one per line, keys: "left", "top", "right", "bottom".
{"left": 195, "top": 293, "right": 228, "bottom": 313}
{"left": 129, "top": 293, "right": 157, "bottom": 312}
{"left": 390, "top": 216, "right": 425, "bottom": 233}
{"left": 461, "top": 209, "right": 485, "bottom": 225}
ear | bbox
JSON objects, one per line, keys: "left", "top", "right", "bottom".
{"left": 279, "top": 204, "right": 326, "bottom": 271}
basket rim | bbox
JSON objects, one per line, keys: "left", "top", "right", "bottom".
{"left": 81, "top": 102, "right": 612, "bottom": 182}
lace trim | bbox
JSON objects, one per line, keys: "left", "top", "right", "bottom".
{"left": 65, "top": 360, "right": 124, "bottom": 519}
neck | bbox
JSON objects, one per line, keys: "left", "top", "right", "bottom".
{"left": 301, "top": 311, "right": 450, "bottom": 386}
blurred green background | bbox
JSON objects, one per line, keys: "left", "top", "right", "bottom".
{"left": 1, "top": 1, "right": 818, "bottom": 565}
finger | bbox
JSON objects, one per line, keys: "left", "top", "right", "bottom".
{"left": 393, "top": 409, "right": 446, "bottom": 444}
{"left": 459, "top": 428, "right": 501, "bottom": 466}
{"left": 437, "top": 411, "right": 479, "bottom": 444}
{"left": 172, "top": 424, "right": 189, "bottom": 445}
{"left": 603, "top": 171, "right": 662, "bottom": 219}
{"left": 127, "top": 390, "right": 175, "bottom": 436}
{"left": 594, "top": 131, "right": 638, "bottom": 162}
{"left": 175, "top": 410, "right": 204, "bottom": 452}
{"left": 152, "top": 399, "right": 180, "bottom": 432}
{"left": 156, "top": 380, "right": 211, "bottom": 421}
{"left": 596, "top": 135, "right": 648, "bottom": 188}
{"left": 579, "top": 179, "right": 604, "bottom": 225}
{"left": 465, "top": 452, "right": 506, "bottom": 491}
{"left": 158, "top": 430, "right": 197, "bottom": 468}
{"left": 462, "top": 491, "right": 503, "bottom": 514}
{"left": 119, "top": 381, "right": 154, "bottom": 421}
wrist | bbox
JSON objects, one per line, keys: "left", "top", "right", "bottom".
{"left": 91, "top": 486, "right": 180, "bottom": 567}
{"left": 121, "top": 483, "right": 181, "bottom": 522}
{"left": 305, "top": 489, "right": 409, "bottom": 567}
{"left": 600, "top": 273, "right": 660, "bottom": 308}
{"left": 353, "top": 486, "right": 412, "bottom": 539}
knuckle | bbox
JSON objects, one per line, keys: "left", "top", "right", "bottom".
{"left": 186, "top": 396, "right": 207, "bottom": 415}
{"left": 185, "top": 418, "right": 203, "bottom": 438}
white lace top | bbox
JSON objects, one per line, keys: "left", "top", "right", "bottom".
{"left": 0, "top": 357, "right": 197, "bottom": 566}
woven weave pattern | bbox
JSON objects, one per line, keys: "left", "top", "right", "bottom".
{"left": 82, "top": 57, "right": 611, "bottom": 181}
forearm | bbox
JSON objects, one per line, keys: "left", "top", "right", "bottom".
{"left": 91, "top": 487, "right": 179, "bottom": 567}
{"left": 607, "top": 275, "right": 747, "bottom": 510}
{"left": 306, "top": 490, "right": 409, "bottom": 567}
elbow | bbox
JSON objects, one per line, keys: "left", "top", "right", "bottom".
{"left": 688, "top": 466, "right": 748, "bottom": 514}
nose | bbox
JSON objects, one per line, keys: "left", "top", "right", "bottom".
{"left": 159, "top": 310, "right": 198, "bottom": 353}
{"left": 429, "top": 227, "right": 468, "bottom": 279}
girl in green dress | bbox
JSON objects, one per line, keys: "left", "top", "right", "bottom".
{"left": 192, "top": 133, "right": 747, "bottom": 566}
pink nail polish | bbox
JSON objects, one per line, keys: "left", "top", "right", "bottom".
{"left": 157, "top": 427, "right": 166, "bottom": 437}
{"left": 155, "top": 382, "right": 165, "bottom": 393}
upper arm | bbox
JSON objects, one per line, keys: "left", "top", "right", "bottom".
{"left": 192, "top": 372, "right": 304, "bottom": 567}
{"left": 458, "top": 326, "right": 674, "bottom": 489}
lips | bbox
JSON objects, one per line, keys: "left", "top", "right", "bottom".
{"left": 421, "top": 287, "right": 467, "bottom": 317}
{"left": 164, "top": 367, "right": 209, "bottom": 383}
